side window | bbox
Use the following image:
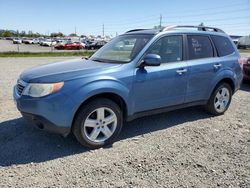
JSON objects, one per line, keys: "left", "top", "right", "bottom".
{"left": 187, "top": 35, "right": 214, "bottom": 60}
{"left": 211, "top": 35, "right": 235, "bottom": 57}
{"left": 147, "top": 36, "right": 183, "bottom": 63}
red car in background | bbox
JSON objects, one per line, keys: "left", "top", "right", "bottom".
{"left": 54, "top": 42, "right": 84, "bottom": 50}
{"left": 243, "top": 57, "right": 250, "bottom": 80}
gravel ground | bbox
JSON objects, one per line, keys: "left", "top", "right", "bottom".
{"left": 0, "top": 57, "right": 249, "bottom": 188}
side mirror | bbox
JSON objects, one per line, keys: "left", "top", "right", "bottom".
{"left": 140, "top": 54, "right": 161, "bottom": 67}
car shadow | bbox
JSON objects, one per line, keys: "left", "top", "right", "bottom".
{"left": 0, "top": 107, "right": 211, "bottom": 167}
{"left": 241, "top": 80, "right": 250, "bottom": 92}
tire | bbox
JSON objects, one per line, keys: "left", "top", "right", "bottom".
{"left": 73, "top": 98, "right": 123, "bottom": 148}
{"left": 205, "top": 83, "right": 232, "bottom": 115}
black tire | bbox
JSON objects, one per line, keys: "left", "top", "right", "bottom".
{"left": 205, "top": 82, "right": 232, "bottom": 115}
{"left": 73, "top": 98, "right": 123, "bottom": 148}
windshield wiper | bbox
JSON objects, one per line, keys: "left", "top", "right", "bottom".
{"left": 91, "top": 58, "right": 106, "bottom": 63}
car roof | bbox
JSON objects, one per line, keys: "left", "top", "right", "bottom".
{"left": 124, "top": 25, "right": 228, "bottom": 37}
{"left": 125, "top": 29, "right": 160, "bottom": 35}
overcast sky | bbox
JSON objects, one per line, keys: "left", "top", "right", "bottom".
{"left": 0, "top": 0, "right": 249, "bottom": 36}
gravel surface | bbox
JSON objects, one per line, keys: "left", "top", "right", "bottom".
{"left": 0, "top": 57, "right": 249, "bottom": 188}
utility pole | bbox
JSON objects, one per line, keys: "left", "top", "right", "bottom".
{"left": 75, "top": 26, "right": 77, "bottom": 35}
{"left": 102, "top": 24, "right": 104, "bottom": 37}
{"left": 160, "top": 14, "right": 162, "bottom": 29}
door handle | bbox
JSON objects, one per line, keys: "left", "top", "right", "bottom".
{"left": 214, "top": 63, "right": 222, "bottom": 69}
{"left": 176, "top": 68, "right": 187, "bottom": 75}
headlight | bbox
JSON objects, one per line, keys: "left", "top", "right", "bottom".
{"left": 22, "top": 82, "right": 64, "bottom": 97}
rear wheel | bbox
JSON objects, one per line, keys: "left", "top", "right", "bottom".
{"left": 206, "top": 83, "right": 232, "bottom": 115}
{"left": 73, "top": 98, "right": 123, "bottom": 148}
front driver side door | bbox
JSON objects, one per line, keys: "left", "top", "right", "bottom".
{"left": 132, "top": 35, "right": 188, "bottom": 113}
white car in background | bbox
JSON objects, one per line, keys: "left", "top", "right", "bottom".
{"left": 40, "top": 39, "right": 57, "bottom": 46}
{"left": 23, "top": 38, "right": 34, "bottom": 44}
{"left": 32, "top": 39, "right": 40, "bottom": 44}
{"left": 13, "top": 38, "right": 22, "bottom": 44}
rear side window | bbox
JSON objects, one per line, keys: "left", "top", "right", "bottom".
{"left": 211, "top": 35, "right": 235, "bottom": 57}
{"left": 187, "top": 35, "right": 214, "bottom": 60}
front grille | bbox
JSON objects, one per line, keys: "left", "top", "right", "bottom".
{"left": 16, "top": 80, "right": 27, "bottom": 96}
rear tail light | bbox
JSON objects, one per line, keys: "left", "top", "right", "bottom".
{"left": 238, "top": 57, "right": 244, "bottom": 69}
{"left": 247, "top": 57, "right": 250, "bottom": 64}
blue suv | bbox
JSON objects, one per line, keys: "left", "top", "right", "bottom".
{"left": 14, "top": 26, "right": 243, "bottom": 148}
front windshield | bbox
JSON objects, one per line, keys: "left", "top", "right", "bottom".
{"left": 90, "top": 34, "right": 153, "bottom": 63}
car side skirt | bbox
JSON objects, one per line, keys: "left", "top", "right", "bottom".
{"left": 126, "top": 100, "right": 207, "bottom": 121}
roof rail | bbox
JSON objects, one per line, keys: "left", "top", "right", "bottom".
{"left": 125, "top": 29, "right": 148, "bottom": 33}
{"left": 161, "top": 25, "right": 225, "bottom": 33}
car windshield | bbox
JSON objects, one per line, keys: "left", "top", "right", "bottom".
{"left": 90, "top": 34, "right": 153, "bottom": 63}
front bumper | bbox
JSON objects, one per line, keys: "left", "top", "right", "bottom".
{"left": 21, "top": 112, "right": 70, "bottom": 136}
{"left": 13, "top": 84, "right": 76, "bottom": 136}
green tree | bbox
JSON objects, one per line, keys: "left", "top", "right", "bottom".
{"left": 2, "top": 31, "right": 12, "bottom": 37}
{"left": 69, "top": 33, "right": 77, "bottom": 37}
{"left": 50, "top": 32, "right": 64, "bottom": 37}
{"left": 20, "top": 31, "right": 26, "bottom": 37}
{"left": 199, "top": 22, "right": 204, "bottom": 26}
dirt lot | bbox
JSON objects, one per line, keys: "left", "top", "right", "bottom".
{"left": 0, "top": 57, "right": 249, "bottom": 188}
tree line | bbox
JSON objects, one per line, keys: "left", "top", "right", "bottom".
{"left": 0, "top": 29, "right": 78, "bottom": 38}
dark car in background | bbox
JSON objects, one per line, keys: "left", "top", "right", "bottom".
{"left": 85, "top": 41, "right": 107, "bottom": 50}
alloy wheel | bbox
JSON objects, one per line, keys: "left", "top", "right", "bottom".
{"left": 83, "top": 107, "right": 117, "bottom": 142}
{"left": 214, "top": 87, "right": 230, "bottom": 113}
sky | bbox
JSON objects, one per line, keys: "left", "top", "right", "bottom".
{"left": 0, "top": 0, "right": 249, "bottom": 36}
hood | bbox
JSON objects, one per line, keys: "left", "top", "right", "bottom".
{"left": 20, "top": 58, "right": 122, "bottom": 83}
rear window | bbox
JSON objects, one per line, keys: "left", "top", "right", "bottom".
{"left": 211, "top": 35, "right": 235, "bottom": 57}
{"left": 187, "top": 35, "right": 214, "bottom": 60}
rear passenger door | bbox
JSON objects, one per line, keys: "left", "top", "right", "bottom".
{"left": 185, "top": 35, "right": 221, "bottom": 102}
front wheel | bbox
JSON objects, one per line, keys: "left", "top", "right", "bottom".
{"left": 73, "top": 98, "right": 123, "bottom": 148}
{"left": 206, "top": 83, "right": 232, "bottom": 115}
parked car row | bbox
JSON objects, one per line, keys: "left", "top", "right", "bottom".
{"left": 9, "top": 37, "right": 107, "bottom": 50}
{"left": 11, "top": 37, "right": 43, "bottom": 45}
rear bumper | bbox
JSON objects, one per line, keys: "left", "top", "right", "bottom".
{"left": 21, "top": 112, "right": 70, "bottom": 136}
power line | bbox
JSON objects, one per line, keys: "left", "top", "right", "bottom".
{"left": 162, "top": 8, "right": 249, "bottom": 19}
{"left": 163, "top": 16, "right": 250, "bottom": 25}
{"left": 84, "top": 8, "right": 249, "bottom": 31}
{"left": 102, "top": 24, "right": 104, "bottom": 36}
{"left": 161, "top": 2, "right": 248, "bottom": 14}
{"left": 160, "top": 14, "right": 162, "bottom": 28}
{"left": 100, "top": 2, "right": 248, "bottom": 26}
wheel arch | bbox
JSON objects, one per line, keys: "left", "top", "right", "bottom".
{"left": 71, "top": 92, "right": 128, "bottom": 131}
{"left": 210, "top": 77, "right": 235, "bottom": 98}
